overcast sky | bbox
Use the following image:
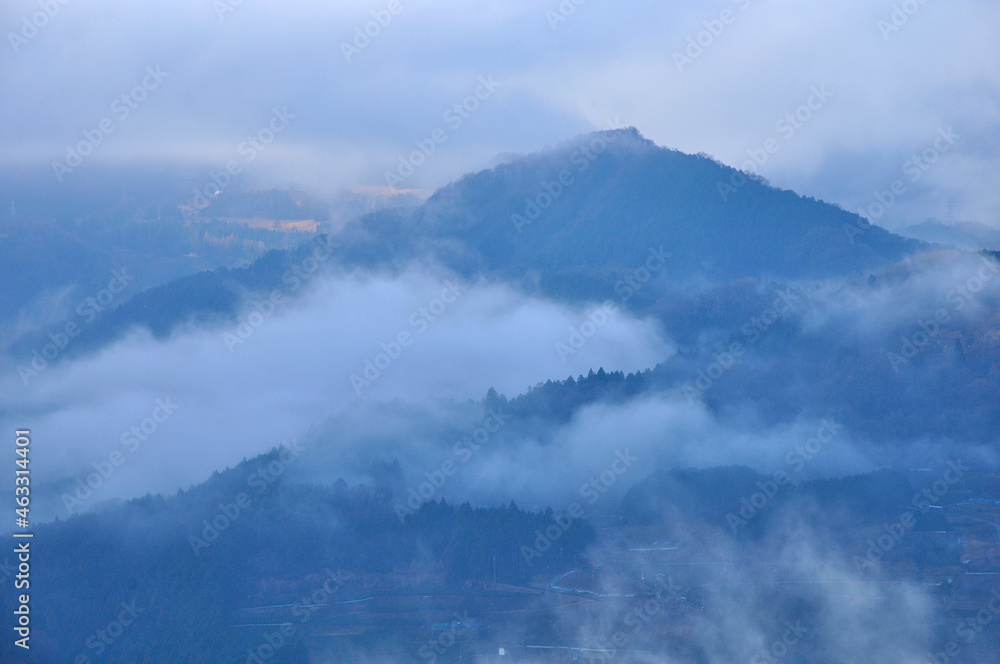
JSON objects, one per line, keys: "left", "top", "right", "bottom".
{"left": 2, "top": 0, "right": 998, "bottom": 230}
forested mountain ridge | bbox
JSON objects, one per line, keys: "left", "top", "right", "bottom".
{"left": 4, "top": 129, "right": 930, "bottom": 366}
{"left": 341, "top": 128, "right": 925, "bottom": 284}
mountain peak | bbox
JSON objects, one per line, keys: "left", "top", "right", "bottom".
{"left": 401, "top": 131, "right": 924, "bottom": 281}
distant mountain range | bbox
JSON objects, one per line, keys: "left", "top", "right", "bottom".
{"left": 8, "top": 128, "right": 931, "bottom": 360}
{"left": 401, "top": 128, "right": 922, "bottom": 277}
{"left": 3, "top": 130, "right": 998, "bottom": 664}
{"left": 900, "top": 220, "right": 1000, "bottom": 251}
{"left": 10, "top": 130, "right": 997, "bottom": 449}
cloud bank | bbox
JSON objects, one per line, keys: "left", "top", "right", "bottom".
{"left": 1, "top": 0, "right": 997, "bottom": 229}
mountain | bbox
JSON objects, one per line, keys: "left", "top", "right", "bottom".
{"left": 2, "top": 234, "right": 339, "bottom": 363}
{"left": 344, "top": 128, "right": 924, "bottom": 285}
{"left": 4, "top": 129, "right": 929, "bottom": 371}
{"left": 4, "top": 132, "right": 998, "bottom": 664}
{"left": 900, "top": 220, "right": 1000, "bottom": 251}
{"left": 0, "top": 219, "right": 117, "bottom": 320}
{"left": 0, "top": 438, "right": 974, "bottom": 664}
